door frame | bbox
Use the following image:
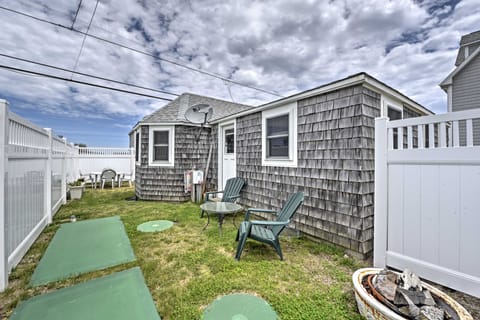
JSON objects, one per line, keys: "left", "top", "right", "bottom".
{"left": 217, "top": 120, "right": 236, "bottom": 190}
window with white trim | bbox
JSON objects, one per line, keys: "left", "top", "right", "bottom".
{"left": 148, "top": 126, "right": 175, "bottom": 166}
{"left": 134, "top": 130, "right": 140, "bottom": 163}
{"left": 387, "top": 105, "right": 403, "bottom": 149}
{"left": 266, "top": 114, "right": 289, "bottom": 158}
{"left": 387, "top": 105, "right": 402, "bottom": 120}
{"left": 262, "top": 102, "right": 297, "bottom": 167}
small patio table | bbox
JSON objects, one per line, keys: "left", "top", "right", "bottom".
{"left": 200, "top": 202, "right": 243, "bottom": 235}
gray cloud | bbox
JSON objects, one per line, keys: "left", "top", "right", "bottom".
{"left": 0, "top": 0, "right": 478, "bottom": 132}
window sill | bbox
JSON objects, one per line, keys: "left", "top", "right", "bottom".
{"left": 148, "top": 162, "right": 174, "bottom": 167}
{"left": 262, "top": 158, "right": 297, "bottom": 167}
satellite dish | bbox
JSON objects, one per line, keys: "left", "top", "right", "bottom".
{"left": 185, "top": 104, "right": 213, "bottom": 124}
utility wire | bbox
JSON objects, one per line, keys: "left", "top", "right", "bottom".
{"left": 224, "top": 80, "right": 235, "bottom": 102}
{"left": 0, "top": 64, "right": 173, "bottom": 101}
{"left": 71, "top": 0, "right": 83, "bottom": 29}
{"left": 0, "top": 5, "right": 283, "bottom": 98}
{"left": 0, "top": 53, "right": 180, "bottom": 96}
{"left": 71, "top": 0, "right": 99, "bottom": 79}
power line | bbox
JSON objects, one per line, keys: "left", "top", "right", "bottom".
{"left": 0, "top": 53, "right": 180, "bottom": 96}
{"left": 71, "top": 0, "right": 83, "bottom": 29}
{"left": 0, "top": 64, "right": 173, "bottom": 101}
{"left": 0, "top": 5, "right": 283, "bottom": 98}
{"left": 71, "top": 0, "right": 99, "bottom": 78}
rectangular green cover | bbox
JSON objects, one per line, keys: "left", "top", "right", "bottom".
{"left": 11, "top": 267, "right": 160, "bottom": 320}
{"left": 30, "top": 216, "right": 136, "bottom": 286}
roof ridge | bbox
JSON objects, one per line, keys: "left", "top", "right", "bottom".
{"left": 180, "top": 92, "right": 253, "bottom": 108}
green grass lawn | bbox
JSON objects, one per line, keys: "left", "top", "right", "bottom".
{"left": 0, "top": 187, "right": 366, "bottom": 320}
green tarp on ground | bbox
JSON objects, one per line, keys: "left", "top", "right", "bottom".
{"left": 30, "top": 216, "right": 136, "bottom": 286}
{"left": 10, "top": 267, "right": 160, "bottom": 320}
{"left": 203, "top": 293, "right": 277, "bottom": 320}
{"left": 137, "top": 220, "right": 174, "bottom": 233}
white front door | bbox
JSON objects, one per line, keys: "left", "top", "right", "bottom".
{"left": 221, "top": 124, "right": 236, "bottom": 188}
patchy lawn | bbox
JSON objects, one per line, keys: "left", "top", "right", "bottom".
{"left": 1, "top": 187, "right": 366, "bottom": 320}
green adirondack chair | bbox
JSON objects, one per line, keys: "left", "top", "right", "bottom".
{"left": 201, "top": 177, "right": 245, "bottom": 217}
{"left": 235, "top": 192, "right": 304, "bottom": 261}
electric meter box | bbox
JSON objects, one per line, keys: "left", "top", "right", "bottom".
{"left": 192, "top": 170, "right": 204, "bottom": 184}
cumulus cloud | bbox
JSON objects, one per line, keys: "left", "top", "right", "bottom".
{"left": 0, "top": 0, "right": 478, "bottom": 145}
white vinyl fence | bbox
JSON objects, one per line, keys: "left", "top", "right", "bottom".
{"left": 374, "top": 108, "right": 480, "bottom": 298}
{"left": 77, "top": 147, "right": 133, "bottom": 176}
{"left": 0, "top": 100, "right": 134, "bottom": 291}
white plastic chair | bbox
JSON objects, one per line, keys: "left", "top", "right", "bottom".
{"left": 79, "top": 171, "right": 96, "bottom": 188}
{"left": 118, "top": 172, "right": 133, "bottom": 187}
{"left": 100, "top": 169, "right": 116, "bottom": 189}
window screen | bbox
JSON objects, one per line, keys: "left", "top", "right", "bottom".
{"left": 153, "top": 130, "right": 169, "bottom": 161}
{"left": 135, "top": 132, "right": 140, "bottom": 162}
{"left": 266, "top": 114, "right": 289, "bottom": 158}
{"left": 388, "top": 107, "right": 402, "bottom": 120}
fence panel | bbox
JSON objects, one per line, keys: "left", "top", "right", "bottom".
{"left": 52, "top": 136, "right": 66, "bottom": 214}
{"left": 374, "top": 108, "right": 480, "bottom": 298}
{"left": 1, "top": 103, "right": 51, "bottom": 290}
{"left": 77, "top": 147, "right": 134, "bottom": 178}
{"left": 0, "top": 101, "right": 134, "bottom": 291}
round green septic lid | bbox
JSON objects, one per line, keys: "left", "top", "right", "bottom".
{"left": 203, "top": 293, "right": 277, "bottom": 320}
{"left": 137, "top": 220, "right": 174, "bottom": 233}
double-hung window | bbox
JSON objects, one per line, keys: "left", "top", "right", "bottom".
{"left": 266, "top": 114, "right": 289, "bottom": 158}
{"left": 134, "top": 131, "right": 140, "bottom": 163}
{"left": 153, "top": 131, "right": 169, "bottom": 161}
{"left": 149, "top": 126, "right": 174, "bottom": 166}
{"left": 262, "top": 102, "right": 297, "bottom": 167}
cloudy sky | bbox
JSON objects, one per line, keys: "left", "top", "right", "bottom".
{"left": 0, "top": 0, "right": 478, "bottom": 146}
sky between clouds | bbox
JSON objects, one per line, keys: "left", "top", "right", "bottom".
{"left": 0, "top": 0, "right": 479, "bottom": 146}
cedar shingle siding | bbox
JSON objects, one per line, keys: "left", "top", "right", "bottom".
{"left": 135, "top": 125, "right": 218, "bottom": 201}
{"left": 236, "top": 84, "right": 380, "bottom": 257}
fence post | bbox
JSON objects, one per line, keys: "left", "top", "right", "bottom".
{"left": 44, "top": 129, "right": 53, "bottom": 224}
{"left": 0, "top": 100, "right": 9, "bottom": 291}
{"left": 74, "top": 145, "right": 80, "bottom": 180}
{"left": 61, "top": 138, "right": 67, "bottom": 204}
{"left": 373, "top": 117, "right": 388, "bottom": 268}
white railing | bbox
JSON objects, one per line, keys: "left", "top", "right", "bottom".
{"left": 0, "top": 100, "right": 135, "bottom": 291}
{"left": 374, "top": 108, "right": 480, "bottom": 298}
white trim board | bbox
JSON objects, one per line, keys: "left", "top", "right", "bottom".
{"left": 440, "top": 46, "right": 480, "bottom": 89}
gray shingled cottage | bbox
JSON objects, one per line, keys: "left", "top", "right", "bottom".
{"left": 130, "top": 93, "right": 253, "bottom": 201}
{"left": 130, "top": 73, "right": 432, "bottom": 258}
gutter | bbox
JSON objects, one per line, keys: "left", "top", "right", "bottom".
{"left": 129, "top": 121, "right": 210, "bottom": 134}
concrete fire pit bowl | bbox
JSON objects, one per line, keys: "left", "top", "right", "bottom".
{"left": 352, "top": 268, "right": 473, "bottom": 320}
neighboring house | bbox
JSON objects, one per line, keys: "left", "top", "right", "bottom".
{"left": 440, "top": 30, "right": 480, "bottom": 145}
{"left": 131, "top": 73, "right": 433, "bottom": 258}
{"left": 129, "top": 93, "right": 254, "bottom": 201}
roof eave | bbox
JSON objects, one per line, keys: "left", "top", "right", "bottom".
{"left": 211, "top": 73, "right": 367, "bottom": 124}
{"left": 212, "top": 72, "right": 432, "bottom": 123}
{"left": 363, "top": 77, "right": 434, "bottom": 115}
{"left": 439, "top": 47, "right": 480, "bottom": 91}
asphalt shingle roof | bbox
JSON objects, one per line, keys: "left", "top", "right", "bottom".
{"left": 455, "top": 30, "right": 480, "bottom": 66}
{"left": 141, "top": 93, "right": 254, "bottom": 125}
